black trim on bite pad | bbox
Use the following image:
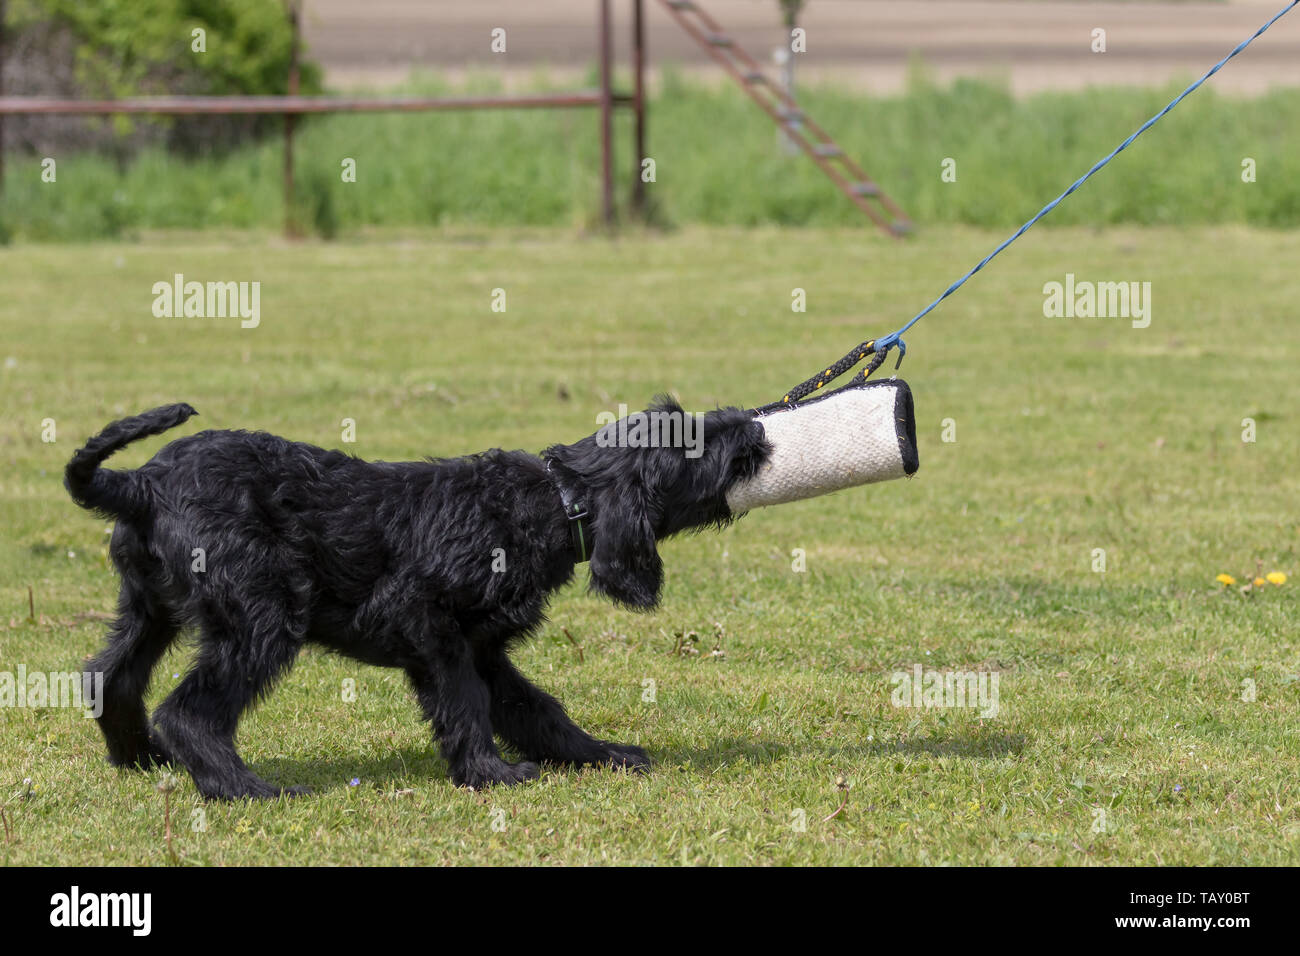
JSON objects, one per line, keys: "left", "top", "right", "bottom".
{"left": 753, "top": 376, "right": 919, "bottom": 477}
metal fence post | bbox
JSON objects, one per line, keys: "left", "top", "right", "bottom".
{"left": 284, "top": 0, "right": 301, "bottom": 236}
{"left": 632, "top": 0, "right": 646, "bottom": 219}
{"left": 0, "top": 0, "right": 8, "bottom": 198}
{"left": 598, "top": 0, "right": 613, "bottom": 226}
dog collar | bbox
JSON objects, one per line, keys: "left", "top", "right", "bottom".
{"left": 545, "top": 461, "right": 593, "bottom": 564}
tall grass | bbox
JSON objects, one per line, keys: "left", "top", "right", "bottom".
{"left": 3, "top": 71, "right": 1299, "bottom": 239}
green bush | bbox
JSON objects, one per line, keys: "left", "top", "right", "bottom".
{"left": 6, "top": 0, "right": 322, "bottom": 152}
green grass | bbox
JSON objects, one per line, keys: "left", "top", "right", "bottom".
{"left": 4, "top": 72, "right": 1300, "bottom": 240}
{"left": 1, "top": 223, "right": 1298, "bottom": 865}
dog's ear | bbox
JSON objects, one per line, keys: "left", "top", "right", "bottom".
{"left": 587, "top": 480, "right": 664, "bottom": 610}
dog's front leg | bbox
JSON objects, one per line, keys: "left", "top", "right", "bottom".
{"left": 408, "top": 641, "right": 540, "bottom": 789}
{"left": 479, "top": 652, "right": 651, "bottom": 774}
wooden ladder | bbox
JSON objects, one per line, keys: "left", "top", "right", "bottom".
{"left": 655, "top": 0, "right": 911, "bottom": 238}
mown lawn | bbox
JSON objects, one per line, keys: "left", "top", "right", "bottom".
{"left": 1, "top": 224, "right": 1297, "bottom": 865}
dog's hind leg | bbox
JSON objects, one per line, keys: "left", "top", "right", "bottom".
{"left": 479, "top": 652, "right": 651, "bottom": 773}
{"left": 152, "top": 612, "right": 305, "bottom": 801}
{"left": 408, "top": 637, "right": 541, "bottom": 789}
{"left": 89, "top": 580, "right": 180, "bottom": 769}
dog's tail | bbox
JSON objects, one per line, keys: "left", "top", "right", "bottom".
{"left": 65, "top": 403, "right": 197, "bottom": 517}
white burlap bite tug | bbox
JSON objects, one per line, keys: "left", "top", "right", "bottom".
{"left": 726, "top": 378, "right": 918, "bottom": 514}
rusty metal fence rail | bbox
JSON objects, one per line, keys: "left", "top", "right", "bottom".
{"left": 0, "top": 0, "right": 647, "bottom": 232}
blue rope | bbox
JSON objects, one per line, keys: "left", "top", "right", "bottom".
{"left": 870, "top": 0, "right": 1299, "bottom": 360}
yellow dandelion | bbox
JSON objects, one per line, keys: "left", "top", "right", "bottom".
{"left": 1216, "top": 574, "right": 1236, "bottom": 586}
{"left": 1267, "top": 571, "right": 1287, "bottom": 586}
{"left": 1253, "top": 577, "right": 1268, "bottom": 588}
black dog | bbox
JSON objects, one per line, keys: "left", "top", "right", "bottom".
{"left": 66, "top": 401, "right": 769, "bottom": 799}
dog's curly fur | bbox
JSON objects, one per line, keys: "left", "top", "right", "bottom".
{"left": 65, "top": 400, "right": 769, "bottom": 800}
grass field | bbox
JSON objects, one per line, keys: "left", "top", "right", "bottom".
{"left": 4, "top": 75, "right": 1300, "bottom": 240}
{"left": 1, "top": 223, "right": 1297, "bottom": 865}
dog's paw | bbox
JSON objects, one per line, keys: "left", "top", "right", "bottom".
{"left": 105, "top": 732, "right": 175, "bottom": 771}
{"left": 596, "top": 741, "right": 652, "bottom": 773}
{"left": 143, "top": 734, "right": 176, "bottom": 768}
{"left": 454, "top": 759, "right": 541, "bottom": 790}
{"left": 195, "top": 774, "right": 306, "bottom": 802}
{"left": 454, "top": 759, "right": 540, "bottom": 790}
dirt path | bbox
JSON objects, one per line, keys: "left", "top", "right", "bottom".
{"left": 301, "top": 1, "right": 1300, "bottom": 94}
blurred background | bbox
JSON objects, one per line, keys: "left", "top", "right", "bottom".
{"left": 1, "top": 0, "right": 1298, "bottom": 240}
